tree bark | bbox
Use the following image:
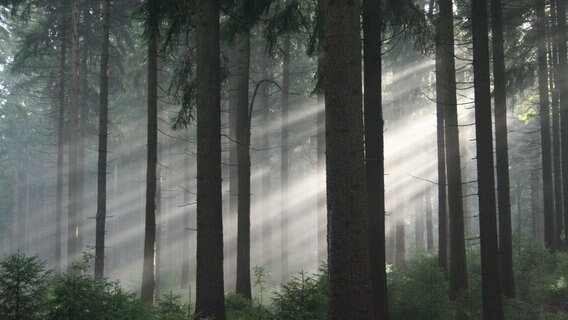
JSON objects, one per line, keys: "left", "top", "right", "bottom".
{"left": 316, "top": 0, "right": 327, "bottom": 267}
{"left": 554, "top": 0, "right": 568, "bottom": 250}
{"left": 325, "top": 1, "right": 373, "bottom": 318}
{"left": 55, "top": 0, "right": 66, "bottom": 273}
{"left": 280, "top": 36, "right": 291, "bottom": 283}
{"left": 490, "top": 0, "right": 515, "bottom": 297}
{"left": 141, "top": 0, "right": 159, "bottom": 306}
{"left": 363, "top": 0, "right": 389, "bottom": 318}
{"left": 67, "top": 0, "right": 81, "bottom": 267}
{"left": 95, "top": 0, "right": 110, "bottom": 281}
{"left": 425, "top": 185, "right": 434, "bottom": 252}
{"left": 548, "top": 3, "right": 564, "bottom": 251}
{"left": 228, "top": 45, "right": 238, "bottom": 291}
{"left": 472, "top": 0, "right": 505, "bottom": 317}
{"left": 235, "top": 31, "right": 251, "bottom": 299}
{"left": 194, "top": 0, "right": 226, "bottom": 318}
{"left": 260, "top": 51, "right": 273, "bottom": 276}
{"left": 437, "top": 0, "right": 467, "bottom": 295}
{"left": 536, "top": 0, "right": 556, "bottom": 251}
{"left": 181, "top": 145, "right": 192, "bottom": 290}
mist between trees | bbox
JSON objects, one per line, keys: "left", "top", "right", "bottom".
{"left": 0, "top": 0, "right": 567, "bottom": 319}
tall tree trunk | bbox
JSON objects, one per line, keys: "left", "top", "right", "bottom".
{"left": 325, "top": 1, "right": 372, "bottom": 318}
{"left": 363, "top": 0, "right": 389, "bottom": 317}
{"left": 472, "top": 0, "right": 505, "bottom": 318}
{"left": 395, "top": 212, "right": 406, "bottom": 268}
{"left": 536, "top": 0, "right": 556, "bottom": 251}
{"left": 55, "top": 0, "right": 67, "bottom": 273}
{"left": 425, "top": 184, "right": 434, "bottom": 251}
{"left": 235, "top": 32, "right": 251, "bottom": 299}
{"left": 77, "top": 2, "right": 90, "bottom": 258}
{"left": 141, "top": 0, "right": 159, "bottom": 305}
{"left": 67, "top": 0, "right": 81, "bottom": 266}
{"left": 415, "top": 196, "right": 424, "bottom": 251}
{"left": 260, "top": 52, "right": 273, "bottom": 275}
{"left": 549, "top": 3, "right": 564, "bottom": 251}
{"left": 316, "top": 0, "right": 327, "bottom": 267}
{"left": 555, "top": 0, "right": 568, "bottom": 249}
{"left": 23, "top": 158, "right": 30, "bottom": 254}
{"left": 531, "top": 170, "right": 542, "bottom": 239}
{"left": 228, "top": 45, "right": 238, "bottom": 291}
{"left": 434, "top": 0, "right": 448, "bottom": 276}
{"left": 95, "top": 0, "right": 110, "bottom": 280}
{"left": 181, "top": 145, "right": 191, "bottom": 290}
{"left": 11, "top": 161, "right": 19, "bottom": 253}
{"left": 194, "top": 1, "right": 226, "bottom": 318}
{"left": 491, "top": 0, "right": 515, "bottom": 297}
{"left": 280, "top": 36, "right": 291, "bottom": 283}
{"left": 437, "top": 0, "right": 467, "bottom": 295}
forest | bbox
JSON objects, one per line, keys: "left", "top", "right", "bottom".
{"left": 0, "top": 0, "right": 567, "bottom": 319}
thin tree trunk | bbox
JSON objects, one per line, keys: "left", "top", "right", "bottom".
{"left": 316, "top": 0, "right": 327, "bottom": 266}
{"left": 491, "top": 0, "right": 515, "bottom": 297}
{"left": 181, "top": 145, "right": 191, "bottom": 290}
{"left": 325, "top": 1, "right": 373, "bottom": 318}
{"left": 549, "top": 6, "right": 564, "bottom": 250}
{"left": 67, "top": 0, "right": 81, "bottom": 266}
{"left": 24, "top": 159, "right": 30, "bottom": 254}
{"left": 415, "top": 196, "right": 424, "bottom": 251}
{"left": 280, "top": 36, "right": 291, "bottom": 283}
{"left": 437, "top": 0, "right": 467, "bottom": 295}
{"left": 11, "top": 161, "right": 19, "bottom": 253}
{"left": 77, "top": 1, "right": 90, "bottom": 258}
{"left": 472, "top": 0, "right": 505, "bottom": 317}
{"left": 235, "top": 32, "right": 251, "bottom": 299}
{"left": 531, "top": 170, "right": 542, "bottom": 239}
{"left": 426, "top": 184, "right": 434, "bottom": 251}
{"left": 95, "top": 0, "right": 110, "bottom": 280}
{"left": 194, "top": 1, "right": 225, "bottom": 318}
{"left": 228, "top": 45, "right": 238, "bottom": 291}
{"left": 554, "top": 0, "right": 568, "bottom": 250}
{"left": 55, "top": 0, "right": 66, "bottom": 273}
{"left": 434, "top": 0, "right": 448, "bottom": 276}
{"left": 141, "top": 0, "right": 159, "bottom": 305}
{"left": 536, "top": 0, "right": 556, "bottom": 251}
{"left": 363, "top": 0, "right": 389, "bottom": 317}
{"left": 260, "top": 52, "right": 273, "bottom": 275}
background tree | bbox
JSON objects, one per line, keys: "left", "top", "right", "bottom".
{"left": 436, "top": 0, "right": 467, "bottom": 298}
{"left": 490, "top": 0, "right": 515, "bottom": 297}
{"left": 141, "top": 0, "right": 159, "bottom": 305}
{"left": 94, "top": 0, "right": 110, "bottom": 281}
{"left": 472, "top": 0, "right": 505, "bottom": 317}
{"left": 536, "top": 0, "right": 555, "bottom": 251}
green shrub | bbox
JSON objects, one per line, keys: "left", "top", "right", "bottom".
{"left": 45, "top": 260, "right": 149, "bottom": 320}
{"left": 155, "top": 292, "right": 190, "bottom": 320}
{"left": 225, "top": 293, "right": 273, "bottom": 320}
{"left": 272, "top": 271, "right": 327, "bottom": 320}
{"left": 0, "top": 253, "right": 51, "bottom": 320}
{"left": 388, "top": 254, "right": 455, "bottom": 320}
